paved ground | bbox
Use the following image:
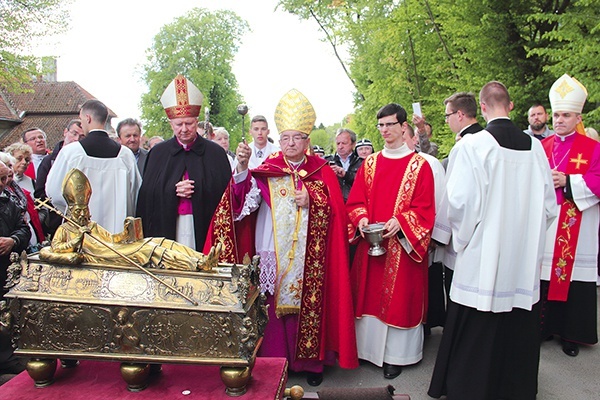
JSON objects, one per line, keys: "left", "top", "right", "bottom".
{"left": 287, "top": 287, "right": 600, "bottom": 399}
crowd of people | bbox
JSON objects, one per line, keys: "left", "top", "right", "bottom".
{"left": 0, "top": 73, "right": 598, "bottom": 399}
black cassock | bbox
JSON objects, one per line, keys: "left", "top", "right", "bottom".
{"left": 136, "top": 135, "right": 231, "bottom": 251}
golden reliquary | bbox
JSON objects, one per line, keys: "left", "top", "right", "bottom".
{"left": 3, "top": 251, "right": 267, "bottom": 396}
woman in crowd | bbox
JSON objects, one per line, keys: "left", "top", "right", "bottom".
{"left": 0, "top": 150, "right": 45, "bottom": 252}
{"left": 4, "top": 143, "right": 35, "bottom": 193}
{"left": 213, "top": 127, "right": 236, "bottom": 168}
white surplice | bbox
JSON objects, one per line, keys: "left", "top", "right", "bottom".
{"left": 446, "top": 131, "right": 557, "bottom": 312}
{"left": 46, "top": 142, "right": 142, "bottom": 234}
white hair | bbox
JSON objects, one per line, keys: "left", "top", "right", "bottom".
{"left": 0, "top": 151, "right": 17, "bottom": 165}
{"left": 213, "top": 127, "right": 230, "bottom": 138}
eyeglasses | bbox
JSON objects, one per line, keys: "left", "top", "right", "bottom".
{"left": 444, "top": 111, "right": 458, "bottom": 120}
{"left": 280, "top": 134, "right": 308, "bottom": 144}
{"left": 376, "top": 121, "right": 400, "bottom": 130}
{"left": 25, "top": 134, "right": 46, "bottom": 142}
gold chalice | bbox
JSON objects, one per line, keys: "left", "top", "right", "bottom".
{"left": 361, "top": 223, "right": 387, "bottom": 256}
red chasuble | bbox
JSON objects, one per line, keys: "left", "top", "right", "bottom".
{"left": 347, "top": 152, "right": 435, "bottom": 328}
{"left": 205, "top": 152, "right": 358, "bottom": 369}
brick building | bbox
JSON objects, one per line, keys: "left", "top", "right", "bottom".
{"left": 0, "top": 80, "right": 116, "bottom": 150}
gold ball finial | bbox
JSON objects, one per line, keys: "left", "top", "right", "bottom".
{"left": 284, "top": 385, "right": 305, "bottom": 400}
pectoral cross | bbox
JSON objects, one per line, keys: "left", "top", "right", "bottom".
{"left": 569, "top": 153, "right": 588, "bottom": 169}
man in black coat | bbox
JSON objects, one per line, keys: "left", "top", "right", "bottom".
{"left": 444, "top": 92, "right": 484, "bottom": 141}
{"left": 440, "top": 92, "right": 485, "bottom": 171}
{"left": 325, "top": 128, "right": 363, "bottom": 202}
{"left": 116, "top": 118, "right": 149, "bottom": 176}
{"left": 136, "top": 75, "right": 231, "bottom": 251}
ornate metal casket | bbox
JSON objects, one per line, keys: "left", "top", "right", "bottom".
{"left": 4, "top": 252, "right": 267, "bottom": 395}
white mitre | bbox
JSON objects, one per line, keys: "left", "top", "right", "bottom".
{"left": 549, "top": 73, "right": 587, "bottom": 113}
{"left": 160, "top": 75, "right": 204, "bottom": 119}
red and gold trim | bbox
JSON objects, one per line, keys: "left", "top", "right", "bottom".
{"left": 395, "top": 154, "right": 430, "bottom": 261}
{"left": 164, "top": 105, "right": 201, "bottom": 119}
{"left": 210, "top": 185, "right": 237, "bottom": 263}
{"left": 348, "top": 207, "right": 367, "bottom": 223}
{"left": 380, "top": 154, "right": 429, "bottom": 314}
{"left": 362, "top": 152, "right": 378, "bottom": 198}
{"left": 296, "top": 180, "right": 330, "bottom": 360}
{"left": 237, "top": 154, "right": 332, "bottom": 360}
{"left": 381, "top": 236, "right": 403, "bottom": 315}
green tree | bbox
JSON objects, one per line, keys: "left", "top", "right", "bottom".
{"left": 279, "top": 0, "right": 600, "bottom": 158}
{"left": 140, "top": 8, "right": 250, "bottom": 143}
{"left": 528, "top": 0, "right": 600, "bottom": 125}
{"left": 0, "top": 0, "right": 71, "bottom": 91}
{"left": 310, "top": 128, "right": 335, "bottom": 154}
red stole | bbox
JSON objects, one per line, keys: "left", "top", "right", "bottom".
{"left": 542, "top": 134, "right": 594, "bottom": 301}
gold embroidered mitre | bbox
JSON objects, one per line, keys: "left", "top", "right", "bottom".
{"left": 274, "top": 89, "right": 316, "bottom": 135}
{"left": 62, "top": 168, "right": 92, "bottom": 207}
{"left": 549, "top": 74, "right": 588, "bottom": 114}
{"left": 160, "top": 75, "right": 204, "bottom": 119}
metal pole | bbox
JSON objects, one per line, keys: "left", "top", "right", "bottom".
{"left": 237, "top": 104, "right": 248, "bottom": 143}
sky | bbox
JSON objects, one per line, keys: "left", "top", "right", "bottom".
{"left": 41, "top": 0, "right": 355, "bottom": 131}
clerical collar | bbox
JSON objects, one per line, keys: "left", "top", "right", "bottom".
{"left": 459, "top": 123, "right": 477, "bottom": 135}
{"left": 286, "top": 158, "right": 305, "bottom": 168}
{"left": 176, "top": 134, "right": 198, "bottom": 151}
{"left": 382, "top": 143, "right": 412, "bottom": 159}
{"left": 88, "top": 129, "right": 107, "bottom": 136}
{"left": 556, "top": 132, "right": 576, "bottom": 142}
{"left": 486, "top": 116, "right": 510, "bottom": 124}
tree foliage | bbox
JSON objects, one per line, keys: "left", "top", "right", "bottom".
{"left": 140, "top": 8, "right": 250, "bottom": 143}
{"left": 0, "top": 0, "right": 71, "bottom": 91}
{"left": 278, "top": 0, "right": 600, "bottom": 158}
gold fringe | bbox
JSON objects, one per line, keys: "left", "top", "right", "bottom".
{"left": 275, "top": 305, "right": 300, "bottom": 318}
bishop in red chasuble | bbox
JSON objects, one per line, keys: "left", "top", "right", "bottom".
{"left": 205, "top": 90, "right": 358, "bottom": 387}
{"left": 540, "top": 74, "right": 599, "bottom": 357}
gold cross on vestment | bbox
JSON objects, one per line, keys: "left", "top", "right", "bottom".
{"left": 569, "top": 153, "right": 588, "bottom": 169}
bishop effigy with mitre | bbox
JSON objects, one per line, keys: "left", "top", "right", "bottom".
{"left": 40, "top": 168, "right": 219, "bottom": 271}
